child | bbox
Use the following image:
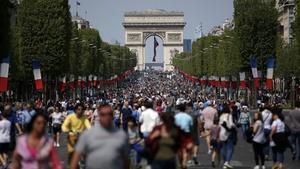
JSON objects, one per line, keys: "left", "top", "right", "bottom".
{"left": 210, "top": 117, "right": 221, "bottom": 168}
{"left": 0, "top": 111, "right": 11, "bottom": 168}
{"left": 127, "top": 117, "right": 143, "bottom": 168}
{"left": 238, "top": 106, "right": 251, "bottom": 140}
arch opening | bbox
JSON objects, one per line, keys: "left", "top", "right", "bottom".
{"left": 145, "top": 35, "right": 164, "bottom": 70}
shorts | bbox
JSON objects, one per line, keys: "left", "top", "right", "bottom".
{"left": 181, "top": 132, "right": 194, "bottom": 150}
{"left": 52, "top": 124, "right": 62, "bottom": 134}
{"left": 210, "top": 139, "right": 220, "bottom": 150}
{"left": 204, "top": 129, "right": 211, "bottom": 137}
{"left": 0, "top": 143, "right": 10, "bottom": 154}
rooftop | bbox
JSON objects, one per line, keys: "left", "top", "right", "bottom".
{"left": 124, "top": 9, "right": 184, "bottom": 16}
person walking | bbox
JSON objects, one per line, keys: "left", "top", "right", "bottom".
{"left": 139, "top": 100, "right": 160, "bottom": 138}
{"left": 252, "top": 112, "right": 266, "bottom": 169}
{"left": 238, "top": 106, "right": 251, "bottom": 140}
{"left": 146, "top": 113, "right": 183, "bottom": 169}
{"left": 0, "top": 110, "right": 11, "bottom": 168}
{"left": 219, "top": 104, "right": 236, "bottom": 169}
{"left": 287, "top": 100, "right": 300, "bottom": 160}
{"left": 70, "top": 103, "right": 129, "bottom": 169}
{"left": 11, "top": 112, "right": 62, "bottom": 169}
{"left": 261, "top": 105, "right": 273, "bottom": 160}
{"left": 50, "top": 106, "right": 64, "bottom": 147}
{"left": 210, "top": 117, "right": 221, "bottom": 168}
{"left": 120, "top": 101, "right": 132, "bottom": 132}
{"left": 62, "top": 103, "right": 91, "bottom": 164}
{"left": 270, "top": 108, "right": 287, "bottom": 169}
{"left": 127, "top": 117, "right": 143, "bottom": 168}
{"left": 200, "top": 101, "right": 218, "bottom": 154}
{"left": 175, "top": 103, "right": 194, "bottom": 169}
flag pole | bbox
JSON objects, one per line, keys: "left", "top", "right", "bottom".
{"left": 76, "top": 1, "right": 78, "bottom": 16}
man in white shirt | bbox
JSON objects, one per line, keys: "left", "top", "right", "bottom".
{"left": 261, "top": 105, "right": 272, "bottom": 159}
{"left": 139, "top": 101, "right": 160, "bottom": 138}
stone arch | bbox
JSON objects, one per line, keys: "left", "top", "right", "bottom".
{"left": 143, "top": 32, "right": 166, "bottom": 44}
{"left": 123, "top": 9, "right": 186, "bottom": 71}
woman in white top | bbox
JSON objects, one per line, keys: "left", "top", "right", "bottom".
{"left": 0, "top": 112, "right": 11, "bottom": 167}
{"left": 219, "top": 104, "right": 236, "bottom": 169}
{"left": 270, "top": 109, "right": 286, "bottom": 169}
{"left": 51, "top": 106, "right": 64, "bottom": 147}
{"left": 252, "top": 112, "right": 266, "bottom": 169}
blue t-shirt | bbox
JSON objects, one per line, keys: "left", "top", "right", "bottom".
{"left": 8, "top": 112, "right": 18, "bottom": 136}
{"left": 22, "top": 109, "right": 36, "bottom": 124}
{"left": 121, "top": 108, "right": 132, "bottom": 122}
{"left": 131, "top": 110, "right": 139, "bottom": 122}
{"left": 175, "top": 112, "right": 193, "bottom": 133}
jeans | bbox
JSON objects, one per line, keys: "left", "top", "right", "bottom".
{"left": 272, "top": 146, "right": 284, "bottom": 163}
{"left": 131, "top": 143, "right": 143, "bottom": 163}
{"left": 241, "top": 124, "right": 249, "bottom": 139}
{"left": 263, "top": 129, "right": 271, "bottom": 156}
{"left": 122, "top": 123, "right": 128, "bottom": 132}
{"left": 253, "top": 142, "right": 265, "bottom": 165}
{"left": 221, "top": 137, "right": 234, "bottom": 162}
{"left": 142, "top": 132, "right": 150, "bottom": 138}
{"left": 290, "top": 132, "right": 300, "bottom": 159}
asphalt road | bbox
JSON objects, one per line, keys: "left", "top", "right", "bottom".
{"left": 55, "top": 126, "right": 300, "bottom": 169}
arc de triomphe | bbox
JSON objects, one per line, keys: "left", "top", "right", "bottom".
{"left": 123, "top": 9, "right": 186, "bottom": 71}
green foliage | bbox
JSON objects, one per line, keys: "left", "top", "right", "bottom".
{"left": 296, "top": 0, "right": 300, "bottom": 52}
{"left": 173, "top": 30, "right": 240, "bottom": 77}
{"left": 234, "top": 0, "right": 278, "bottom": 71}
{"left": 276, "top": 41, "right": 300, "bottom": 77}
{"left": 17, "top": 0, "right": 72, "bottom": 77}
{"left": 0, "top": 0, "right": 11, "bottom": 59}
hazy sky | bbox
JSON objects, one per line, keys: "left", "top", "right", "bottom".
{"left": 69, "top": 0, "right": 234, "bottom": 63}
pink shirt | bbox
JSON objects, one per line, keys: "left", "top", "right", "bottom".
{"left": 15, "top": 135, "right": 62, "bottom": 169}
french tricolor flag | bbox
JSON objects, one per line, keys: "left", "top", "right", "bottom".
{"left": 88, "top": 75, "right": 93, "bottom": 88}
{"left": 250, "top": 58, "right": 260, "bottom": 89}
{"left": 266, "top": 58, "right": 275, "bottom": 90}
{"left": 239, "top": 72, "right": 246, "bottom": 89}
{"left": 68, "top": 74, "right": 75, "bottom": 90}
{"left": 93, "top": 75, "right": 98, "bottom": 87}
{"left": 0, "top": 57, "right": 10, "bottom": 92}
{"left": 32, "top": 60, "right": 43, "bottom": 90}
{"left": 59, "top": 75, "right": 66, "bottom": 92}
{"left": 77, "top": 76, "right": 82, "bottom": 88}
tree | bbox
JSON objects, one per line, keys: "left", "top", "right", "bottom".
{"left": 17, "top": 0, "right": 72, "bottom": 99}
{"left": 78, "top": 28, "right": 102, "bottom": 76}
{"left": 0, "top": 0, "right": 11, "bottom": 59}
{"left": 234, "top": 0, "right": 279, "bottom": 71}
{"left": 18, "top": 0, "right": 71, "bottom": 76}
{"left": 296, "top": 0, "right": 300, "bottom": 52}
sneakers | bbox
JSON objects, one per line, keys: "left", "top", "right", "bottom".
{"left": 193, "top": 156, "right": 199, "bottom": 165}
{"left": 261, "top": 166, "right": 266, "bottom": 169}
{"left": 223, "top": 162, "right": 233, "bottom": 169}
{"left": 56, "top": 143, "right": 60, "bottom": 147}
{"left": 292, "top": 151, "right": 296, "bottom": 161}
{"left": 212, "top": 161, "right": 216, "bottom": 168}
{"left": 253, "top": 165, "right": 259, "bottom": 169}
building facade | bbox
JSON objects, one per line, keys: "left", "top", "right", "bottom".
{"left": 72, "top": 15, "right": 90, "bottom": 29}
{"left": 277, "top": 0, "right": 296, "bottom": 44}
{"left": 183, "top": 39, "right": 192, "bottom": 53}
{"left": 208, "top": 18, "right": 234, "bottom": 36}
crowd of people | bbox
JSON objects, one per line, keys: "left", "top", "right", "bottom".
{"left": 0, "top": 70, "right": 299, "bottom": 169}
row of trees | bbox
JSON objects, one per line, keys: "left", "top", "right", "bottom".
{"left": 1, "top": 0, "right": 137, "bottom": 100}
{"left": 173, "top": 0, "right": 300, "bottom": 79}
